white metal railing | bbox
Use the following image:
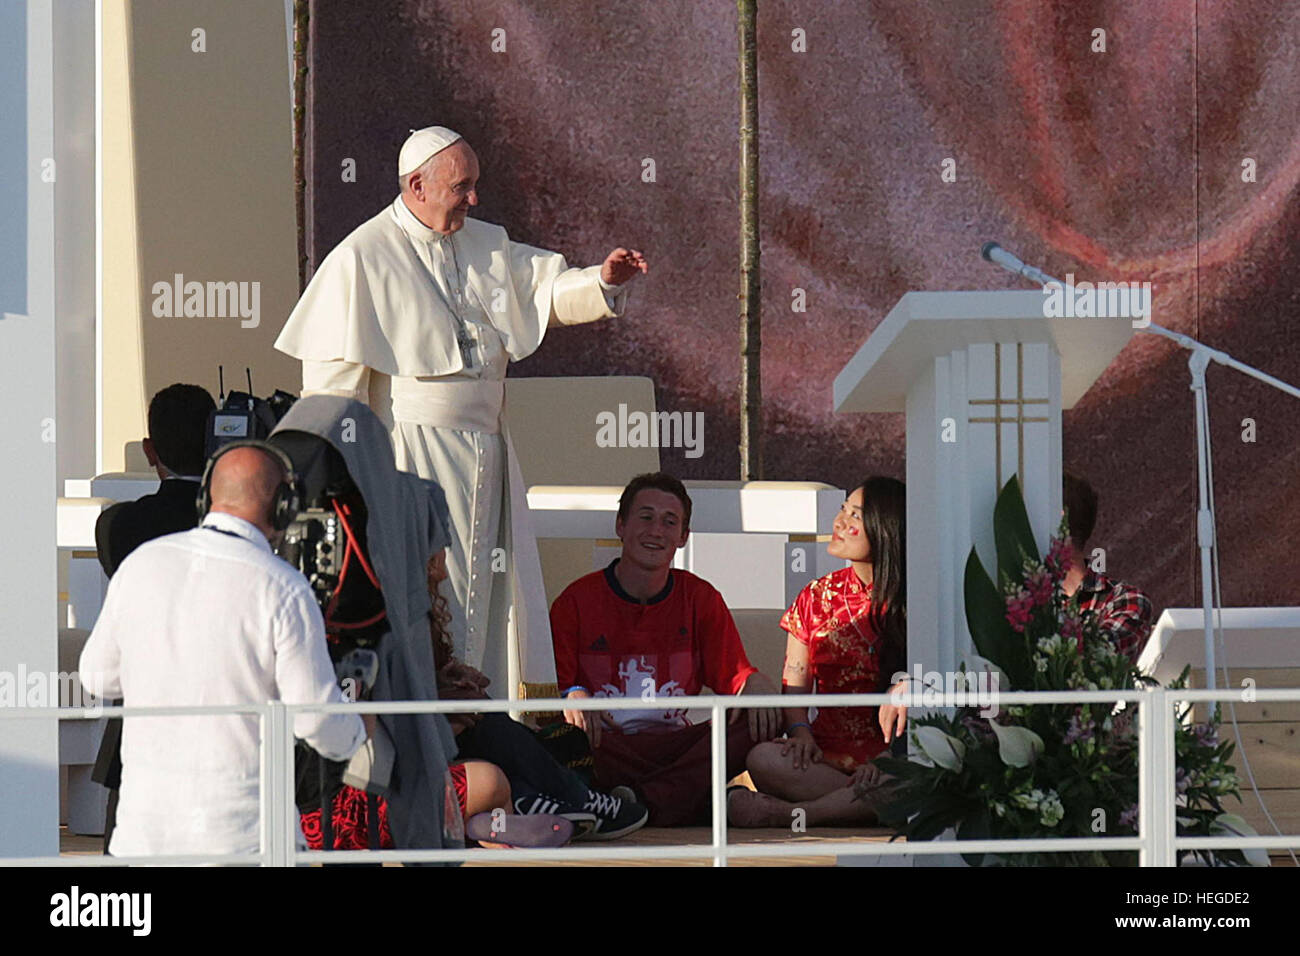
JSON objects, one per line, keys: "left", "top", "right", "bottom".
{"left": 4, "top": 688, "right": 1300, "bottom": 866}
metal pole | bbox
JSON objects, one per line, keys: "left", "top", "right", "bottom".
{"left": 737, "top": 0, "right": 762, "bottom": 481}
{"left": 1138, "top": 688, "right": 1176, "bottom": 866}
{"left": 259, "top": 704, "right": 271, "bottom": 865}
{"left": 1189, "top": 350, "right": 1217, "bottom": 689}
{"left": 266, "top": 701, "right": 292, "bottom": 867}
{"left": 1139, "top": 321, "right": 1300, "bottom": 690}
{"left": 711, "top": 702, "right": 728, "bottom": 867}
{"left": 292, "top": 0, "right": 309, "bottom": 293}
{"left": 282, "top": 701, "right": 300, "bottom": 866}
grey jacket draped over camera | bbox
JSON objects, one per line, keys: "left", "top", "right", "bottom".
{"left": 273, "top": 395, "right": 459, "bottom": 859}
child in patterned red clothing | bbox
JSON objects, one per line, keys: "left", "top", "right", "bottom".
{"left": 729, "top": 477, "right": 908, "bottom": 828}
{"left": 300, "top": 760, "right": 498, "bottom": 851}
{"left": 297, "top": 549, "right": 578, "bottom": 853}
{"left": 300, "top": 757, "right": 581, "bottom": 851}
{"left": 298, "top": 545, "right": 638, "bottom": 853}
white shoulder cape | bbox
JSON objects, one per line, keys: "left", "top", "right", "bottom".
{"left": 275, "top": 204, "right": 610, "bottom": 377}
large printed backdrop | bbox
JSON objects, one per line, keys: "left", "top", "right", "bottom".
{"left": 304, "top": 1, "right": 1300, "bottom": 616}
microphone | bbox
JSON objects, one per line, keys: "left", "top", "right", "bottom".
{"left": 980, "top": 241, "right": 1060, "bottom": 288}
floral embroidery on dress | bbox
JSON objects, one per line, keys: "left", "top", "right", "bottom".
{"left": 781, "top": 567, "right": 894, "bottom": 771}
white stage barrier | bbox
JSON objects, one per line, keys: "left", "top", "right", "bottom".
{"left": 4, "top": 688, "right": 1299, "bottom": 867}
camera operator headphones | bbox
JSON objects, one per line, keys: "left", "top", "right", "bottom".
{"left": 197, "top": 439, "right": 302, "bottom": 533}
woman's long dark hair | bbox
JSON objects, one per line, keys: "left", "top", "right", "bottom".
{"left": 858, "top": 476, "right": 907, "bottom": 672}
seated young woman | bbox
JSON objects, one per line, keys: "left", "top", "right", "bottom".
{"left": 728, "top": 476, "right": 908, "bottom": 828}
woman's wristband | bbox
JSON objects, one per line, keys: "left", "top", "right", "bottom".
{"left": 562, "top": 685, "right": 589, "bottom": 697}
{"left": 786, "top": 721, "right": 811, "bottom": 735}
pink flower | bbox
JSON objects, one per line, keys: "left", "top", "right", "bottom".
{"left": 1045, "top": 536, "right": 1071, "bottom": 585}
{"left": 1193, "top": 723, "right": 1219, "bottom": 748}
{"left": 1005, "top": 589, "right": 1035, "bottom": 632}
{"left": 1004, "top": 566, "right": 1054, "bottom": 633}
{"left": 1061, "top": 613, "right": 1085, "bottom": 653}
{"left": 1025, "top": 568, "right": 1053, "bottom": 607}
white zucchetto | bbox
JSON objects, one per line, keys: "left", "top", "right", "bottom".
{"left": 397, "top": 126, "right": 464, "bottom": 177}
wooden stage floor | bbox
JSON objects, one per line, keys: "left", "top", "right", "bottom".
{"left": 57, "top": 826, "right": 1294, "bottom": 867}
{"left": 58, "top": 825, "right": 896, "bottom": 867}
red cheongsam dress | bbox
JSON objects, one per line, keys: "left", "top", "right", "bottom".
{"left": 780, "top": 567, "right": 894, "bottom": 772}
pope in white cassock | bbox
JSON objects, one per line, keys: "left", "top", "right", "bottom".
{"left": 275, "top": 126, "right": 648, "bottom": 699}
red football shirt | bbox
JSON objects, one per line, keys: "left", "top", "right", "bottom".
{"left": 550, "top": 561, "right": 757, "bottom": 734}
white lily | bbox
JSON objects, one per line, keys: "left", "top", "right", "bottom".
{"left": 914, "top": 725, "right": 966, "bottom": 772}
{"left": 990, "top": 722, "right": 1044, "bottom": 768}
{"left": 1210, "top": 813, "right": 1271, "bottom": 867}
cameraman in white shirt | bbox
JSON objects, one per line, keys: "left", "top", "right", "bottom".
{"left": 80, "top": 443, "right": 368, "bottom": 859}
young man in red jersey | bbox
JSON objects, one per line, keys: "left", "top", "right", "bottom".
{"left": 550, "top": 473, "right": 781, "bottom": 826}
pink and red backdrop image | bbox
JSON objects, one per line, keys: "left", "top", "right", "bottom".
{"left": 301, "top": 0, "right": 1300, "bottom": 617}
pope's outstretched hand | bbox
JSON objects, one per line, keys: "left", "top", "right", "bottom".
{"left": 601, "top": 247, "right": 649, "bottom": 285}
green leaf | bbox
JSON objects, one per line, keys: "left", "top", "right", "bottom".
{"left": 963, "top": 745, "right": 1001, "bottom": 776}
{"left": 873, "top": 756, "right": 915, "bottom": 774}
{"left": 964, "top": 549, "right": 1030, "bottom": 688}
{"left": 882, "top": 779, "right": 954, "bottom": 822}
{"left": 957, "top": 805, "right": 992, "bottom": 867}
{"left": 877, "top": 796, "right": 926, "bottom": 829}
{"left": 965, "top": 549, "right": 1011, "bottom": 667}
{"left": 994, "top": 475, "right": 1041, "bottom": 582}
{"left": 908, "top": 804, "right": 964, "bottom": 842}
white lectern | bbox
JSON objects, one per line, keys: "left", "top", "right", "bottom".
{"left": 834, "top": 291, "right": 1133, "bottom": 676}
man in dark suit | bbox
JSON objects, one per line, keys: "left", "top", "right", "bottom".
{"left": 91, "top": 382, "right": 216, "bottom": 849}
{"left": 94, "top": 384, "right": 217, "bottom": 577}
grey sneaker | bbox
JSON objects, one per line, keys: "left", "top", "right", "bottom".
{"left": 579, "top": 788, "right": 649, "bottom": 841}
{"left": 513, "top": 793, "right": 597, "bottom": 840}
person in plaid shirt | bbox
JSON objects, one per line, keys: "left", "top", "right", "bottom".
{"left": 1062, "top": 473, "right": 1156, "bottom": 662}
{"left": 874, "top": 473, "right": 1157, "bottom": 743}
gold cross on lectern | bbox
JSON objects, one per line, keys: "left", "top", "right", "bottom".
{"left": 968, "top": 342, "right": 1049, "bottom": 489}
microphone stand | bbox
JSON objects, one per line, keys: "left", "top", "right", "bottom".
{"left": 989, "top": 252, "right": 1300, "bottom": 689}
{"left": 1137, "top": 323, "right": 1300, "bottom": 689}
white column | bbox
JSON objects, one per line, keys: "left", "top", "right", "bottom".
{"left": 0, "top": 0, "right": 60, "bottom": 858}
{"left": 907, "top": 353, "right": 966, "bottom": 676}
{"left": 907, "top": 341, "right": 1063, "bottom": 676}
{"left": 53, "top": 0, "right": 97, "bottom": 489}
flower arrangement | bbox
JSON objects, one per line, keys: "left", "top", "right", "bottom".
{"left": 875, "top": 477, "right": 1261, "bottom": 866}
